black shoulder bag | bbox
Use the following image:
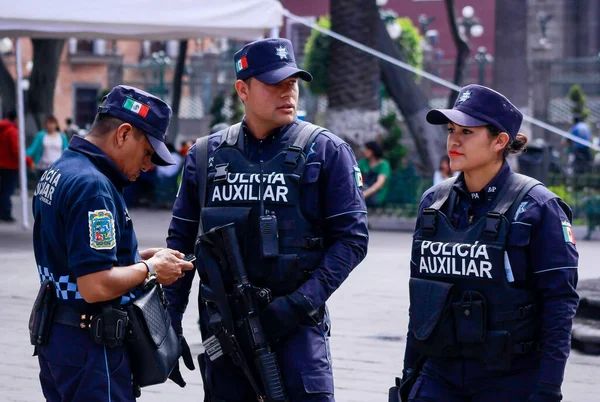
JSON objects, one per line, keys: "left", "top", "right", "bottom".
{"left": 126, "top": 277, "right": 182, "bottom": 387}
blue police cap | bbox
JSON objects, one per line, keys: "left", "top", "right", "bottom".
{"left": 426, "top": 84, "right": 523, "bottom": 140}
{"left": 98, "top": 85, "right": 175, "bottom": 166}
{"left": 234, "top": 38, "right": 312, "bottom": 84}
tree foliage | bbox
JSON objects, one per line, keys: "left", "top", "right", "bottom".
{"left": 304, "top": 13, "right": 423, "bottom": 96}
{"left": 379, "top": 112, "right": 407, "bottom": 172}
{"left": 568, "top": 84, "right": 590, "bottom": 120}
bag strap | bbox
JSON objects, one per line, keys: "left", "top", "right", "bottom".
{"left": 195, "top": 135, "right": 209, "bottom": 211}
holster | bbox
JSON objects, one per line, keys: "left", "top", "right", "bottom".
{"left": 126, "top": 278, "right": 182, "bottom": 387}
{"left": 28, "top": 279, "right": 57, "bottom": 346}
{"left": 89, "top": 305, "right": 129, "bottom": 348}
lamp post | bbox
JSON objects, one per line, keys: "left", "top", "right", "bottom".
{"left": 458, "top": 6, "right": 484, "bottom": 42}
{"left": 150, "top": 50, "right": 171, "bottom": 99}
{"left": 474, "top": 46, "right": 493, "bottom": 85}
{"left": 0, "top": 37, "right": 12, "bottom": 54}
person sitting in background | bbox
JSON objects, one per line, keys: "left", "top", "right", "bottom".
{"left": 433, "top": 155, "right": 457, "bottom": 185}
{"left": 359, "top": 141, "right": 391, "bottom": 208}
{"left": 27, "top": 115, "right": 68, "bottom": 178}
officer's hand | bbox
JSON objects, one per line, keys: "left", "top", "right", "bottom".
{"left": 149, "top": 249, "right": 194, "bottom": 286}
{"left": 139, "top": 247, "right": 164, "bottom": 260}
{"left": 168, "top": 336, "right": 195, "bottom": 388}
{"left": 528, "top": 382, "right": 562, "bottom": 402}
{"left": 259, "top": 295, "right": 302, "bottom": 343}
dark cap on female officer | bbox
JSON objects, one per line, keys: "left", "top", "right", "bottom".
{"left": 426, "top": 84, "right": 523, "bottom": 140}
{"left": 234, "top": 38, "right": 313, "bottom": 84}
{"left": 98, "top": 85, "right": 176, "bottom": 166}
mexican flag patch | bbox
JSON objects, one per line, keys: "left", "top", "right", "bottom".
{"left": 123, "top": 97, "right": 150, "bottom": 118}
{"left": 562, "top": 221, "right": 576, "bottom": 244}
{"left": 353, "top": 165, "right": 363, "bottom": 188}
{"left": 236, "top": 56, "right": 248, "bottom": 73}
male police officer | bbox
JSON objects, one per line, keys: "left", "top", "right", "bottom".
{"left": 32, "top": 85, "right": 194, "bottom": 401}
{"left": 165, "top": 38, "right": 369, "bottom": 401}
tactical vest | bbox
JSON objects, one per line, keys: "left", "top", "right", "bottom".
{"left": 408, "top": 173, "right": 541, "bottom": 371}
{"left": 197, "top": 121, "right": 326, "bottom": 296}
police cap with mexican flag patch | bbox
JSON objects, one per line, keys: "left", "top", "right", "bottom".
{"left": 97, "top": 85, "right": 175, "bottom": 166}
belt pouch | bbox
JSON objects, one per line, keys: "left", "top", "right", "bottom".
{"left": 452, "top": 290, "right": 486, "bottom": 343}
{"left": 28, "top": 279, "right": 57, "bottom": 346}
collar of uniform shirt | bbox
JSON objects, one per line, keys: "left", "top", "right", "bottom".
{"left": 453, "top": 161, "right": 513, "bottom": 206}
{"left": 241, "top": 118, "right": 298, "bottom": 159}
{"left": 69, "top": 135, "right": 130, "bottom": 189}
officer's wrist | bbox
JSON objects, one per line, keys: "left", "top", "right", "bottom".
{"left": 140, "top": 260, "right": 156, "bottom": 279}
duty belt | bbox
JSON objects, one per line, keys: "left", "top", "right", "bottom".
{"left": 53, "top": 304, "right": 129, "bottom": 348}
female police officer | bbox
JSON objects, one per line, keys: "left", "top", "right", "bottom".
{"left": 399, "top": 85, "right": 579, "bottom": 402}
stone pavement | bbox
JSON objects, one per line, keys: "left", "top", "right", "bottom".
{"left": 1, "top": 204, "right": 600, "bottom": 401}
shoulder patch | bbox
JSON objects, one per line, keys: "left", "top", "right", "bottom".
{"left": 561, "top": 221, "right": 576, "bottom": 244}
{"left": 88, "top": 209, "right": 116, "bottom": 250}
{"left": 353, "top": 165, "right": 363, "bottom": 188}
{"left": 514, "top": 201, "right": 528, "bottom": 220}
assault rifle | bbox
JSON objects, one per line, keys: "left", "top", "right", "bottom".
{"left": 197, "top": 223, "right": 287, "bottom": 402}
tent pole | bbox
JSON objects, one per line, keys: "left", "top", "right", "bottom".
{"left": 15, "top": 37, "right": 29, "bottom": 230}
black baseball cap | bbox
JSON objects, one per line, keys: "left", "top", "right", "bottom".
{"left": 426, "top": 84, "right": 523, "bottom": 140}
{"left": 98, "top": 85, "right": 175, "bottom": 166}
{"left": 234, "top": 38, "right": 312, "bottom": 84}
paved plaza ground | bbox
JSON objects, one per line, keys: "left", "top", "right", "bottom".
{"left": 1, "top": 203, "right": 599, "bottom": 401}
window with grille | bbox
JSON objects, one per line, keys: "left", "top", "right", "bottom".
{"left": 74, "top": 87, "right": 99, "bottom": 129}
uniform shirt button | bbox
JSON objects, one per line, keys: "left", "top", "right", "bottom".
{"left": 258, "top": 149, "right": 263, "bottom": 154}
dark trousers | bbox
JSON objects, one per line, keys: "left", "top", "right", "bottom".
{"left": 0, "top": 168, "right": 18, "bottom": 219}
{"left": 200, "top": 309, "right": 335, "bottom": 401}
{"left": 408, "top": 358, "right": 539, "bottom": 401}
{"left": 38, "top": 324, "right": 135, "bottom": 402}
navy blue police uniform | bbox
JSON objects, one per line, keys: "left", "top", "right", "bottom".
{"left": 403, "top": 85, "right": 579, "bottom": 402}
{"left": 164, "top": 38, "right": 369, "bottom": 401}
{"left": 32, "top": 85, "right": 175, "bottom": 401}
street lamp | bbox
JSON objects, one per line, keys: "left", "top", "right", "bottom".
{"left": 458, "top": 6, "right": 484, "bottom": 41}
{"left": 418, "top": 14, "right": 436, "bottom": 36}
{"left": 474, "top": 46, "right": 493, "bottom": 85}
{"left": 0, "top": 37, "right": 12, "bottom": 54}
{"left": 537, "top": 11, "right": 553, "bottom": 49}
{"left": 150, "top": 50, "right": 171, "bottom": 98}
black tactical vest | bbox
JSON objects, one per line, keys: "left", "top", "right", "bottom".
{"left": 198, "top": 121, "right": 326, "bottom": 296}
{"left": 408, "top": 173, "right": 541, "bottom": 371}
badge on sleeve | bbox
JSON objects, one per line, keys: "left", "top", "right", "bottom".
{"left": 561, "top": 221, "right": 576, "bottom": 244}
{"left": 88, "top": 210, "right": 116, "bottom": 250}
{"left": 353, "top": 165, "right": 363, "bottom": 188}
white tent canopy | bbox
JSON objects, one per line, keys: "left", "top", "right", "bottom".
{"left": 0, "top": 0, "right": 283, "bottom": 40}
{"left": 0, "top": 0, "right": 284, "bottom": 229}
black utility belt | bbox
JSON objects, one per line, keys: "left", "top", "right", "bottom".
{"left": 54, "top": 304, "right": 130, "bottom": 348}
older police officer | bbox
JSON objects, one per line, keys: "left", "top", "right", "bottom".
{"left": 32, "top": 85, "right": 194, "bottom": 401}
{"left": 399, "top": 85, "right": 579, "bottom": 402}
{"left": 165, "top": 38, "right": 369, "bottom": 401}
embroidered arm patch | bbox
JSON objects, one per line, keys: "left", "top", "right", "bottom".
{"left": 88, "top": 209, "right": 116, "bottom": 250}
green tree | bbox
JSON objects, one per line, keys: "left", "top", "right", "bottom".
{"left": 209, "top": 92, "right": 226, "bottom": 126}
{"left": 304, "top": 13, "right": 423, "bottom": 96}
{"left": 304, "top": 16, "right": 331, "bottom": 96}
{"left": 379, "top": 112, "right": 407, "bottom": 172}
{"left": 568, "top": 84, "right": 590, "bottom": 120}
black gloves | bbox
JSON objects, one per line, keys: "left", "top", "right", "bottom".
{"left": 259, "top": 292, "right": 319, "bottom": 343}
{"left": 168, "top": 336, "right": 195, "bottom": 388}
{"left": 528, "top": 382, "right": 562, "bottom": 402}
